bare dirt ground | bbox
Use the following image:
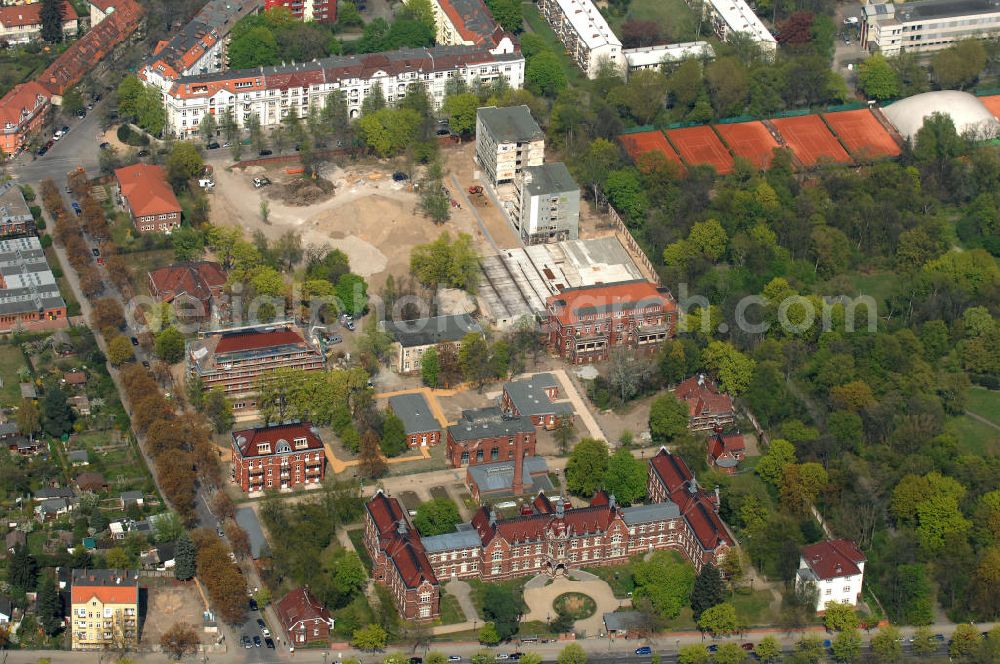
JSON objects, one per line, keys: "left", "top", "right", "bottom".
{"left": 140, "top": 578, "right": 212, "bottom": 646}
{"left": 441, "top": 142, "right": 521, "bottom": 251}
{"left": 209, "top": 150, "right": 492, "bottom": 290}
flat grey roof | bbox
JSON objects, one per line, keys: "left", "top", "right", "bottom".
{"left": 477, "top": 105, "right": 544, "bottom": 143}
{"left": 603, "top": 611, "right": 648, "bottom": 631}
{"left": 897, "top": 0, "right": 1000, "bottom": 20}
{"left": 621, "top": 502, "right": 680, "bottom": 524}
{"left": 0, "top": 182, "right": 32, "bottom": 225}
{"left": 235, "top": 507, "right": 267, "bottom": 560}
{"left": 384, "top": 314, "right": 481, "bottom": 348}
{"left": 467, "top": 456, "right": 552, "bottom": 494}
{"left": 504, "top": 374, "right": 574, "bottom": 418}
{"left": 522, "top": 163, "right": 577, "bottom": 197}
{"left": 389, "top": 393, "right": 440, "bottom": 435}
{"left": 420, "top": 529, "right": 483, "bottom": 553}
{"left": 448, "top": 408, "right": 535, "bottom": 442}
{"left": 0, "top": 236, "right": 65, "bottom": 316}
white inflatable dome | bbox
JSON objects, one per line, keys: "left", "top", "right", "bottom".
{"left": 883, "top": 90, "right": 1000, "bottom": 140}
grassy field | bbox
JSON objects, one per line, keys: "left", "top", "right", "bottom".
{"left": 468, "top": 576, "right": 530, "bottom": 613}
{"left": 583, "top": 555, "right": 643, "bottom": 598}
{"left": 944, "top": 414, "right": 1000, "bottom": 456}
{"left": 0, "top": 344, "right": 27, "bottom": 404}
{"left": 438, "top": 593, "right": 466, "bottom": 625}
{"left": 0, "top": 51, "right": 56, "bottom": 97}
{"left": 601, "top": 0, "right": 700, "bottom": 43}
{"left": 966, "top": 387, "right": 1000, "bottom": 428}
{"left": 521, "top": 3, "right": 586, "bottom": 87}
{"left": 731, "top": 589, "right": 779, "bottom": 627}
{"left": 347, "top": 529, "right": 373, "bottom": 571}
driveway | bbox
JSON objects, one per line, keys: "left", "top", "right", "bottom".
{"left": 522, "top": 572, "right": 624, "bottom": 637}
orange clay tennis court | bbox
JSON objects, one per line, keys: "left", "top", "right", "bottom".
{"left": 714, "top": 121, "right": 779, "bottom": 169}
{"left": 979, "top": 95, "right": 1000, "bottom": 121}
{"left": 823, "top": 109, "right": 900, "bottom": 159}
{"left": 619, "top": 131, "right": 683, "bottom": 166}
{"left": 665, "top": 125, "right": 735, "bottom": 174}
{"left": 770, "top": 115, "right": 852, "bottom": 167}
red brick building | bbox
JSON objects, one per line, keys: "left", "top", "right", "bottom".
{"left": 543, "top": 280, "right": 676, "bottom": 364}
{"left": 275, "top": 587, "right": 334, "bottom": 646}
{"left": 445, "top": 407, "right": 536, "bottom": 467}
{"left": 707, "top": 432, "right": 745, "bottom": 474}
{"left": 115, "top": 164, "right": 182, "bottom": 234}
{"left": 187, "top": 326, "right": 325, "bottom": 409}
{"left": 230, "top": 422, "right": 327, "bottom": 494}
{"left": 500, "top": 372, "right": 573, "bottom": 429}
{"left": 364, "top": 450, "right": 734, "bottom": 621}
{"left": 364, "top": 492, "right": 441, "bottom": 621}
{"left": 264, "top": 0, "right": 336, "bottom": 23}
{"left": 0, "top": 81, "right": 49, "bottom": 156}
{"left": 148, "top": 261, "right": 227, "bottom": 321}
{"left": 388, "top": 393, "right": 441, "bottom": 448}
{"left": 673, "top": 375, "right": 736, "bottom": 432}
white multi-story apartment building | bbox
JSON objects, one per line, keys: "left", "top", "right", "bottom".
{"left": 695, "top": 0, "right": 777, "bottom": 57}
{"left": 475, "top": 105, "right": 545, "bottom": 188}
{"left": 537, "top": 0, "right": 624, "bottom": 78}
{"left": 143, "top": 46, "right": 525, "bottom": 136}
{"left": 861, "top": 0, "right": 1000, "bottom": 55}
{"left": 511, "top": 163, "right": 580, "bottom": 245}
{"left": 796, "top": 539, "right": 867, "bottom": 612}
{"left": 622, "top": 42, "right": 714, "bottom": 75}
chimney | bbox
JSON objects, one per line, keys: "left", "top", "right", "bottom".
{"left": 714, "top": 485, "right": 721, "bottom": 510}
{"left": 556, "top": 497, "right": 565, "bottom": 518}
{"left": 396, "top": 519, "right": 408, "bottom": 536}
{"left": 512, "top": 434, "right": 525, "bottom": 495}
{"left": 489, "top": 509, "right": 497, "bottom": 527}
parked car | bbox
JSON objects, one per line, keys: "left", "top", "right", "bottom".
{"left": 634, "top": 647, "right": 652, "bottom": 656}
{"left": 72, "top": 202, "right": 81, "bottom": 215}
{"left": 933, "top": 634, "right": 946, "bottom": 642}
{"left": 242, "top": 635, "right": 252, "bottom": 648}
{"left": 53, "top": 131, "right": 63, "bottom": 141}
{"left": 206, "top": 142, "right": 221, "bottom": 150}
{"left": 91, "top": 247, "right": 100, "bottom": 257}
{"left": 741, "top": 643, "right": 754, "bottom": 651}
{"left": 448, "top": 657, "right": 462, "bottom": 662}
{"left": 495, "top": 655, "right": 509, "bottom": 661}
{"left": 99, "top": 142, "right": 110, "bottom": 150}
{"left": 257, "top": 619, "right": 270, "bottom": 637}
{"left": 217, "top": 527, "right": 224, "bottom": 537}
{"left": 61, "top": 125, "right": 70, "bottom": 134}
{"left": 37, "top": 146, "right": 48, "bottom": 156}
{"left": 328, "top": 335, "right": 343, "bottom": 345}
{"left": 248, "top": 598, "right": 258, "bottom": 611}
{"left": 409, "top": 658, "right": 422, "bottom": 664}
{"left": 392, "top": 171, "right": 409, "bottom": 182}
{"left": 253, "top": 635, "right": 261, "bottom": 647}
{"left": 264, "top": 637, "right": 275, "bottom": 649}
{"left": 259, "top": 149, "right": 273, "bottom": 156}
{"left": 708, "top": 645, "right": 718, "bottom": 653}
{"left": 198, "top": 178, "right": 215, "bottom": 189}
{"left": 76, "top": 109, "right": 86, "bottom": 118}
{"left": 253, "top": 177, "right": 271, "bottom": 188}
{"left": 436, "top": 127, "right": 451, "bottom": 136}
{"left": 142, "top": 360, "right": 150, "bottom": 368}
{"left": 130, "top": 336, "right": 139, "bottom": 346}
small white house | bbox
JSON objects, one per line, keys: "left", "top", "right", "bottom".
{"left": 796, "top": 539, "right": 866, "bottom": 612}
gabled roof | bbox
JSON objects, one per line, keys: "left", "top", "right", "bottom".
{"left": 232, "top": 422, "right": 323, "bottom": 458}
{"left": 708, "top": 433, "right": 745, "bottom": 466}
{"left": 546, "top": 280, "right": 676, "bottom": 326}
{"left": 70, "top": 569, "right": 139, "bottom": 605}
{"left": 649, "top": 448, "right": 733, "bottom": 552}
{"left": 275, "top": 587, "right": 332, "bottom": 630}
{"left": 63, "top": 370, "right": 87, "bottom": 385}
{"left": 0, "top": 81, "right": 49, "bottom": 129}
{"left": 674, "top": 375, "right": 734, "bottom": 417}
{"left": 384, "top": 314, "right": 480, "bottom": 348}
{"left": 213, "top": 328, "right": 307, "bottom": 354}
{"left": 800, "top": 539, "right": 865, "bottom": 580}
{"left": 471, "top": 497, "right": 622, "bottom": 548}
{"left": 148, "top": 262, "right": 226, "bottom": 303}
{"left": 0, "top": 2, "right": 77, "bottom": 29}
{"left": 388, "top": 393, "right": 440, "bottom": 435}
{"left": 115, "top": 164, "right": 181, "bottom": 219}
{"left": 437, "top": 0, "right": 501, "bottom": 45}
{"left": 365, "top": 492, "right": 438, "bottom": 589}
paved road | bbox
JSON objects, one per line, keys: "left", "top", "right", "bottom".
{"left": 11, "top": 100, "right": 105, "bottom": 183}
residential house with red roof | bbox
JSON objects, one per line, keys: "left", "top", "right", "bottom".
{"left": 796, "top": 539, "right": 866, "bottom": 612}
{"left": 265, "top": 0, "right": 336, "bottom": 22}
{"left": 543, "top": 279, "right": 677, "bottom": 363}
{"left": 186, "top": 325, "right": 325, "bottom": 410}
{"left": 70, "top": 569, "right": 140, "bottom": 650}
{"left": 707, "top": 432, "right": 745, "bottom": 474}
{"left": 275, "top": 587, "right": 334, "bottom": 645}
{"left": 673, "top": 375, "right": 736, "bottom": 432}
{"left": 114, "top": 164, "right": 182, "bottom": 234}
{"left": 148, "top": 261, "right": 227, "bottom": 321}
{"left": 427, "top": 0, "right": 515, "bottom": 53}
{"left": 0, "top": 2, "right": 78, "bottom": 45}
{"left": 230, "top": 422, "right": 326, "bottom": 494}
{"left": 364, "top": 450, "right": 735, "bottom": 619}
{"left": 0, "top": 81, "right": 49, "bottom": 156}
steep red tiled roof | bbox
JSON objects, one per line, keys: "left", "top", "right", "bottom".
{"left": 63, "top": 370, "right": 87, "bottom": 385}
{"left": 546, "top": 280, "right": 676, "bottom": 327}
{"left": 148, "top": 262, "right": 226, "bottom": 303}
{"left": 214, "top": 328, "right": 306, "bottom": 354}
{"left": 232, "top": 422, "right": 323, "bottom": 458}
{"left": 0, "top": 81, "right": 49, "bottom": 129}
{"left": 275, "top": 588, "right": 331, "bottom": 630}
{"left": 115, "top": 164, "right": 181, "bottom": 219}
{"left": 472, "top": 502, "right": 618, "bottom": 547}
{"left": 801, "top": 539, "right": 865, "bottom": 580}
{"left": 70, "top": 569, "right": 139, "bottom": 605}
{"left": 649, "top": 448, "right": 732, "bottom": 552}
{"left": 674, "top": 376, "right": 734, "bottom": 418}
{"left": 366, "top": 493, "right": 438, "bottom": 589}
{"left": 532, "top": 492, "right": 553, "bottom": 514}
{"left": 708, "top": 434, "right": 745, "bottom": 461}
{"left": 0, "top": 2, "right": 77, "bottom": 28}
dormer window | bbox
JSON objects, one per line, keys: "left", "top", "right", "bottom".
{"left": 294, "top": 437, "right": 308, "bottom": 450}
{"left": 257, "top": 442, "right": 271, "bottom": 454}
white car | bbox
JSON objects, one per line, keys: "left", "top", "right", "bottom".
{"left": 198, "top": 178, "right": 215, "bottom": 189}
{"left": 448, "top": 657, "right": 462, "bottom": 662}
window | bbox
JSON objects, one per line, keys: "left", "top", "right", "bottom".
{"left": 420, "top": 592, "right": 431, "bottom": 603}
{"left": 461, "top": 451, "right": 469, "bottom": 464}
{"left": 491, "top": 447, "right": 499, "bottom": 460}
{"left": 825, "top": 589, "right": 832, "bottom": 596}
{"left": 843, "top": 586, "right": 851, "bottom": 593}
{"left": 492, "top": 549, "right": 503, "bottom": 561}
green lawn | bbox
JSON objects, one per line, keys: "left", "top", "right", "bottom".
{"left": 0, "top": 51, "right": 57, "bottom": 97}
{"left": 944, "top": 414, "right": 1000, "bottom": 456}
{"left": 347, "top": 529, "right": 373, "bottom": 571}
{"left": 468, "top": 576, "right": 530, "bottom": 614}
{"left": 0, "top": 344, "right": 27, "bottom": 403}
{"left": 438, "top": 593, "right": 466, "bottom": 625}
{"left": 583, "top": 555, "right": 643, "bottom": 598}
{"left": 966, "top": 387, "right": 1000, "bottom": 428}
{"left": 730, "top": 589, "right": 779, "bottom": 627}
{"left": 521, "top": 3, "right": 586, "bottom": 87}
{"left": 601, "top": 0, "right": 699, "bottom": 43}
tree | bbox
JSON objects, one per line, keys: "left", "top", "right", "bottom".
{"left": 106, "top": 547, "right": 130, "bottom": 568}
{"left": 410, "top": 232, "right": 479, "bottom": 291}
{"left": 712, "top": 643, "right": 747, "bottom": 664}
{"left": 166, "top": 142, "right": 204, "bottom": 190}
{"left": 870, "top": 625, "right": 902, "bottom": 663}
{"left": 553, "top": 415, "right": 576, "bottom": 454}
{"left": 36, "top": 573, "right": 62, "bottom": 636}
{"left": 160, "top": 622, "right": 199, "bottom": 659}
{"left": 108, "top": 335, "right": 134, "bottom": 366}
{"left": 858, "top": 53, "right": 899, "bottom": 100}
{"left": 418, "top": 159, "right": 451, "bottom": 224}
{"left": 442, "top": 93, "right": 480, "bottom": 137}
{"left": 359, "top": 429, "right": 387, "bottom": 478}
{"left": 754, "top": 636, "right": 782, "bottom": 663}
{"left": 41, "top": 384, "right": 74, "bottom": 437}
{"left": 421, "top": 347, "right": 440, "bottom": 387}
{"left": 932, "top": 39, "right": 987, "bottom": 89}
{"left": 203, "top": 388, "right": 234, "bottom": 434}
{"left": 483, "top": 584, "right": 522, "bottom": 640}
{"left": 174, "top": 531, "right": 196, "bottom": 580}
{"left": 478, "top": 623, "right": 500, "bottom": 645}
{"left": 702, "top": 341, "right": 755, "bottom": 395}
{"left": 526, "top": 51, "right": 568, "bottom": 97}
{"left": 648, "top": 392, "right": 689, "bottom": 442}
{"left": 17, "top": 398, "right": 40, "bottom": 436}
{"left": 381, "top": 412, "right": 408, "bottom": 457}
{"left": 633, "top": 550, "right": 696, "bottom": 619}
{"left": 352, "top": 624, "right": 388, "bottom": 650}
{"left": 337, "top": 273, "right": 369, "bottom": 317}
{"left": 831, "top": 629, "right": 862, "bottom": 663}
{"left": 755, "top": 438, "right": 797, "bottom": 488}
{"left": 911, "top": 626, "right": 938, "bottom": 656}
{"left": 677, "top": 645, "right": 709, "bottom": 664}
{"left": 823, "top": 601, "right": 860, "bottom": 631}
{"left": 40, "top": 0, "right": 66, "bottom": 43}
{"left": 951, "top": 623, "right": 981, "bottom": 659}
{"left": 779, "top": 462, "right": 829, "bottom": 516}
{"left": 199, "top": 112, "right": 218, "bottom": 142}
{"left": 484, "top": 0, "right": 522, "bottom": 32}
{"left": 413, "top": 498, "right": 461, "bottom": 536}
{"left": 557, "top": 644, "right": 587, "bottom": 664}
{"left": 155, "top": 327, "right": 186, "bottom": 364}
{"left": 690, "top": 564, "right": 725, "bottom": 619}
{"left": 697, "top": 602, "right": 738, "bottom": 635}
{"left": 8, "top": 545, "right": 37, "bottom": 592}
{"left": 603, "top": 447, "right": 646, "bottom": 505}
{"left": 565, "top": 438, "right": 609, "bottom": 496}
{"left": 228, "top": 26, "right": 279, "bottom": 69}
{"left": 458, "top": 332, "right": 490, "bottom": 385}
{"left": 402, "top": 0, "right": 436, "bottom": 30}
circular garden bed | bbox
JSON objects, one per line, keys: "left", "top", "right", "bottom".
{"left": 553, "top": 592, "right": 597, "bottom": 620}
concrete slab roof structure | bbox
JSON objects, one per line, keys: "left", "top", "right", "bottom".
{"left": 466, "top": 456, "right": 552, "bottom": 494}
{"left": 476, "top": 105, "right": 544, "bottom": 143}
{"left": 384, "top": 313, "right": 480, "bottom": 348}
{"left": 389, "top": 393, "right": 440, "bottom": 435}
{"left": 420, "top": 529, "right": 483, "bottom": 553}
{"left": 623, "top": 42, "right": 714, "bottom": 69}
{"left": 621, "top": 502, "right": 681, "bottom": 524}
{"left": 447, "top": 407, "right": 535, "bottom": 442}
{"left": 883, "top": 90, "right": 1000, "bottom": 139}
{"left": 521, "top": 163, "right": 577, "bottom": 197}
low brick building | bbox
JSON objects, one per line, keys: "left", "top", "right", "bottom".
{"left": 500, "top": 373, "right": 573, "bottom": 429}
{"left": 275, "top": 587, "right": 334, "bottom": 646}
{"left": 707, "top": 432, "right": 745, "bottom": 474}
{"left": 0, "top": 181, "right": 35, "bottom": 238}
{"left": 114, "top": 164, "right": 182, "bottom": 234}
{"left": 148, "top": 261, "right": 227, "bottom": 320}
{"left": 673, "top": 375, "right": 736, "bottom": 432}
{"left": 231, "top": 422, "right": 327, "bottom": 494}
{"left": 388, "top": 393, "right": 441, "bottom": 448}
{"left": 445, "top": 407, "right": 536, "bottom": 467}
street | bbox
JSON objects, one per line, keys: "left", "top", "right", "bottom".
{"left": 11, "top": 99, "right": 105, "bottom": 183}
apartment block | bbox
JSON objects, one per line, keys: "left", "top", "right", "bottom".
{"left": 693, "top": 0, "right": 777, "bottom": 57}
{"left": 537, "top": 0, "right": 623, "bottom": 77}
{"left": 70, "top": 569, "right": 140, "bottom": 650}
{"left": 511, "top": 162, "right": 580, "bottom": 245}
{"left": 265, "top": 0, "right": 336, "bottom": 23}
{"left": 0, "top": 236, "right": 67, "bottom": 333}
{"left": 475, "top": 105, "right": 544, "bottom": 188}
{"left": 0, "top": 2, "right": 78, "bottom": 45}
{"left": 231, "top": 422, "right": 327, "bottom": 494}
{"left": 423, "top": 0, "right": 514, "bottom": 54}
{"left": 0, "top": 81, "right": 49, "bottom": 156}
{"left": 622, "top": 42, "right": 714, "bottom": 74}
{"left": 861, "top": 0, "right": 1000, "bottom": 55}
